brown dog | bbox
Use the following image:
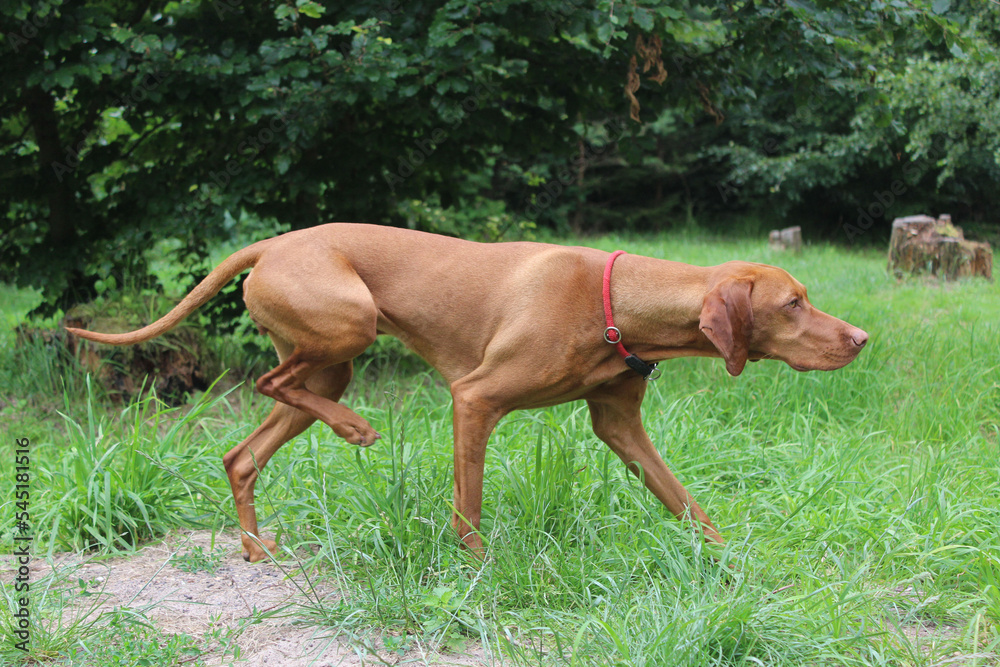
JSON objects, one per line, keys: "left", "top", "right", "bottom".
{"left": 67, "top": 224, "right": 868, "bottom": 562}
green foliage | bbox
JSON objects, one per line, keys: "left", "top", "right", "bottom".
{"left": 703, "top": 1, "right": 1000, "bottom": 239}
{"left": 60, "top": 619, "right": 206, "bottom": 666}
{"left": 172, "top": 545, "right": 229, "bottom": 574}
{"left": 2, "top": 0, "right": 979, "bottom": 314}
{"left": 396, "top": 196, "right": 536, "bottom": 242}
{"left": 30, "top": 378, "right": 232, "bottom": 553}
{"left": 0, "top": 561, "right": 238, "bottom": 666}
{"left": 0, "top": 323, "right": 91, "bottom": 409}
{"left": 864, "top": 26, "right": 1000, "bottom": 188}
{"left": 0, "top": 565, "right": 107, "bottom": 664}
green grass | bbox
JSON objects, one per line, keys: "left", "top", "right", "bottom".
{"left": 0, "top": 558, "right": 239, "bottom": 665}
{"left": 2, "top": 233, "right": 999, "bottom": 665}
{"left": 30, "top": 376, "right": 236, "bottom": 554}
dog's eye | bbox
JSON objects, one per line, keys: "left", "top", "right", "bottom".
{"left": 787, "top": 298, "right": 800, "bottom": 309}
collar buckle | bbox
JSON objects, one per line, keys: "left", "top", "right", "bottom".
{"left": 603, "top": 251, "right": 659, "bottom": 381}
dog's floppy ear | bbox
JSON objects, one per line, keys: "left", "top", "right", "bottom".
{"left": 699, "top": 279, "right": 754, "bottom": 377}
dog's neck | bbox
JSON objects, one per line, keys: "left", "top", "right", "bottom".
{"left": 607, "top": 254, "right": 716, "bottom": 361}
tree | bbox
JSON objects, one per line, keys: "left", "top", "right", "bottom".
{"left": 1, "top": 0, "right": 964, "bottom": 314}
{"left": 695, "top": 0, "right": 999, "bottom": 241}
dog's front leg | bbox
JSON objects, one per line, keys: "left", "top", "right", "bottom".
{"left": 586, "top": 379, "right": 725, "bottom": 546}
{"left": 449, "top": 384, "right": 505, "bottom": 556}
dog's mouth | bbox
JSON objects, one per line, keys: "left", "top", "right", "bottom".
{"left": 749, "top": 347, "right": 861, "bottom": 372}
{"left": 822, "top": 349, "right": 862, "bottom": 365}
{"left": 748, "top": 348, "right": 817, "bottom": 371}
{"left": 785, "top": 350, "right": 861, "bottom": 372}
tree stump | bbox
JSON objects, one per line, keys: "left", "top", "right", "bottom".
{"left": 888, "top": 214, "right": 993, "bottom": 281}
{"left": 16, "top": 298, "right": 211, "bottom": 405}
{"left": 64, "top": 308, "right": 209, "bottom": 404}
{"left": 769, "top": 226, "right": 802, "bottom": 252}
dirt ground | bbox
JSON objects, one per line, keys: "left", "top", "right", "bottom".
{"left": 6, "top": 530, "right": 492, "bottom": 666}
{"left": 4, "top": 530, "right": 992, "bottom": 666}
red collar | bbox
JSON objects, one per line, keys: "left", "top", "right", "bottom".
{"left": 602, "top": 251, "right": 660, "bottom": 380}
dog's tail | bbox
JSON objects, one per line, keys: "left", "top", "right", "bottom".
{"left": 66, "top": 239, "right": 271, "bottom": 346}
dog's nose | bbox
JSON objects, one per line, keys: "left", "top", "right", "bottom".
{"left": 850, "top": 328, "right": 869, "bottom": 348}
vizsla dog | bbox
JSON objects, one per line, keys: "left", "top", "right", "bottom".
{"left": 68, "top": 224, "right": 868, "bottom": 562}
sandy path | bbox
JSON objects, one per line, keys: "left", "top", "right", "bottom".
{"left": 4, "top": 530, "right": 493, "bottom": 666}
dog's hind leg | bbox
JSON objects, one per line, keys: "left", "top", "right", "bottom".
{"left": 243, "top": 252, "right": 380, "bottom": 445}
{"left": 225, "top": 254, "right": 380, "bottom": 561}
{"left": 223, "top": 360, "right": 355, "bottom": 562}
{"left": 254, "top": 350, "right": 378, "bottom": 445}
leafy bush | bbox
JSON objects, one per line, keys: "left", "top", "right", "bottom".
{"left": 396, "top": 196, "right": 536, "bottom": 243}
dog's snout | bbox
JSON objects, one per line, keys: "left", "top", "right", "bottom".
{"left": 850, "top": 328, "right": 869, "bottom": 348}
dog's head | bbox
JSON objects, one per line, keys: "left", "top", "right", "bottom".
{"left": 698, "top": 262, "right": 868, "bottom": 376}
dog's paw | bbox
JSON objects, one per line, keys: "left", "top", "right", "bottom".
{"left": 242, "top": 537, "right": 278, "bottom": 563}
{"left": 334, "top": 419, "right": 380, "bottom": 447}
{"left": 357, "top": 430, "right": 382, "bottom": 447}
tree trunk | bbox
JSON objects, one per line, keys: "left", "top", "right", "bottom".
{"left": 570, "top": 136, "right": 587, "bottom": 233}
{"left": 768, "top": 226, "right": 802, "bottom": 252}
{"left": 25, "top": 86, "right": 79, "bottom": 247}
{"left": 888, "top": 214, "right": 993, "bottom": 280}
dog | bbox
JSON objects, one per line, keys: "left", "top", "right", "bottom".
{"left": 67, "top": 224, "right": 869, "bottom": 562}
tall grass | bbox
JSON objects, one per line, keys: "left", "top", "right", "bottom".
{"left": 0, "top": 377, "right": 239, "bottom": 557}
{"left": 2, "top": 235, "right": 998, "bottom": 664}
{"left": 28, "top": 377, "right": 236, "bottom": 553}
